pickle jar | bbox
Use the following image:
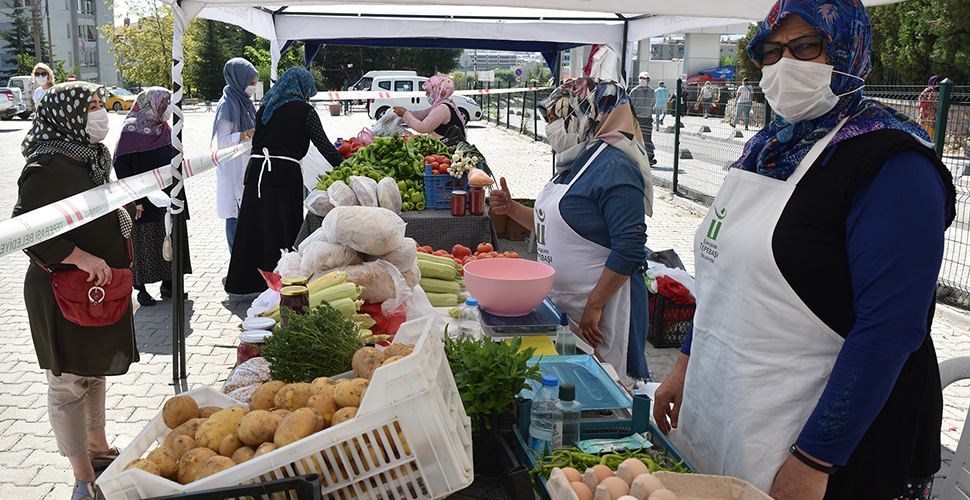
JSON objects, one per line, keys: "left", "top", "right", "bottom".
{"left": 279, "top": 285, "right": 310, "bottom": 327}
{"left": 236, "top": 330, "right": 272, "bottom": 366}
{"left": 468, "top": 186, "right": 486, "bottom": 216}
{"left": 451, "top": 190, "right": 467, "bottom": 216}
{"left": 281, "top": 275, "right": 309, "bottom": 287}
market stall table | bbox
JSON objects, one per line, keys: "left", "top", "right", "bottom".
{"left": 297, "top": 210, "right": 502, "bottom": 252}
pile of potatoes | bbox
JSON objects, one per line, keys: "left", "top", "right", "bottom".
{"left": 124, "top": 343, "right": 416, "bottom": 485}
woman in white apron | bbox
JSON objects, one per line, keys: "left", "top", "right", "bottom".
{"left": 490, "top": 79, "right": 654, "bottom": 384}
{"left": 652, "top": 2, "right": 954, "bottom": 499}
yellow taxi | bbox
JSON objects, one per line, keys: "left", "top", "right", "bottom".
{"left": 105, "top": 87, "right": 136, "bottom": 111}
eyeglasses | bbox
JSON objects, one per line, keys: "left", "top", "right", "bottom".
{"left": 752, "top": 34, "right": 825, "bottom": 65}
{"left": 34, "top": 71, "right": 48, "bottom": 77}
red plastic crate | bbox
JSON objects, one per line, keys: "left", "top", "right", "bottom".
{"left": 647, "top": 292, "right": 695, "bottom": 348}
{"left": 423, "top": 165, "right": 468, "bottom": 210}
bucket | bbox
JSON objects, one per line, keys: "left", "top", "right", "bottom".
{"left": 329, "top": 103, "right": 341, "bottom": 116}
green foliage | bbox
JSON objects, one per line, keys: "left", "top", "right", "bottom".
{"left": 260, "top": 303, "right": 365, "bottom": 383}
{"left": 719, "top": 55, "right": 738, "bottom": 67}
{"left": 868, "top": 1, "right": 970, "bottom": 84}
{"left": 525, "top": 63, "right": 552, "bottom": 85}
{"left": 443, "top": 333, "right": 542, "bottom": 431}
{"left": 735, "top": 23, "right": 761, "bottom": 83}
{"left": 243, "top": 37, "right": 308, "bottom": 93}
{"left": 99, "top": 0, "right": 173, "bottom": 87}
{"left": 310, "top": 45, "right": 461, "bottom": 90}
{"left": 0, "top": 0, "right": 51, "bottom": 77}
{"left": 183, "top": 19, "right": 245, "bottom": 100}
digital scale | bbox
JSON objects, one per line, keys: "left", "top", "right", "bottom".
{"left": 478, "top": 297, "right": 561, "bottom": 336}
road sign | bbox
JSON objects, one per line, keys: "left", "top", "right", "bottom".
{"left": 67, "top": 75, "right": 75, "bottom": 82}
{"left": 460, "top": 54, "right": 472, "bottom": 68}
{"left": 514, "top": 68, "right": 523, "bottom": 76}
{"left": 477, "top": 70, "right": 495, "bottom": 82}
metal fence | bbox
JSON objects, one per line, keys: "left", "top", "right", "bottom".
{"left": 469, "top": 81, "right": 554, "bottom": 142}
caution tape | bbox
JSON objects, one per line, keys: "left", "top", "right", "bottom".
{"left": 311, "top": 86, "right": 551, "bottom": 102}
{"left": 0, "top": 143, "right": 253, "bottom": 260}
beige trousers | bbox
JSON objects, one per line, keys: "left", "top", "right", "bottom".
{"left": 46, "top": 371, "right": 106, "bottom": 457}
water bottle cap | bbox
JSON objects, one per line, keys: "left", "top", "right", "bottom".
{"left": 465, "top": 298, "right": 478, "bottom": 307}
{"left": 541, "top": 375, "right": 558, "bottom": 386}
{"left": 560, "top": 382, "right": 576, "bottom": 401}
{"left": 559, "top": 311, "right": 568, "bottom": 326}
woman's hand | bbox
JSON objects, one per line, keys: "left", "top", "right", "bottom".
{"left": 135, "top": 204, "right": 144, "bottom": 220}
{"left": 63, "top": 247, "right": 112, "bottom": 286}
{"left": 653, "top": 352, "right": 689, "bottom": 434}
{"left": 241, "top": 128, "right": 255, "bottom": 141}
{"left": 489, "top": 177, "right": 513, "bottom": 214}
{"left": 393, "top": 106, "right": 407, "bottom": 117}
{"left": 578, "top": 304, "right": 605, "bottom": 348}
{"left": 769, "top": 450, "right": 829, "bottom": 500}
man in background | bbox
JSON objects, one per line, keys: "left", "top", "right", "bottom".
{"left": 629, "top": 72, "right": 658, "bottom": 165}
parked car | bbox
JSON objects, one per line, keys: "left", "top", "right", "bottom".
{"left": 365, "top": 73, "right": 482, "bottom": 123}
{"left": 105, "top": 87, "right": 136, "bottom": 111}
{"left": 6, "top": 75, "right": 37, "bottom": 118}
{"left": 0, "top": 87, "right": 27, "bottom": 120}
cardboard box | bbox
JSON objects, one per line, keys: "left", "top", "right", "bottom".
{"left": 508, "top": 218, "right": 531, "bottom": 241}
{"left": 488, "top": 209, "right": 509, "bottom": 237}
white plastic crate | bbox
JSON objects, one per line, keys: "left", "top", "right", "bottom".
{"left": 98, "top": 315, "right": 473, "bottom": 500}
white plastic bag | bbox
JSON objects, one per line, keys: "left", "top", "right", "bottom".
{"left": 402, "top": 263, "right": 421, "bottom": 288}
{"left": 302, "top": 145, "right": 336, "bottom": 192}
{"left": 377, "top": 177, "right": 403, "bottom": 214}
{"left": 247, "top": 288, "right": 281, "bottom": 318}
{"left": 371, "top": 112, "right": 410, "bottom": 137}
{"left": 298, "top": 226, "right": 330, "bottom": 255}
{"left": 349, "top": 176, "right": 380, "bottom": 208}
{"left": 333, "top": 260, "right": 411, "bottom": 316}
{"left": 305, "top": 189, "right": 336, "bottom": 217}
{"left": 365, "top": 237, "right": 418, "bottom": 272}
{"left": 300, "top": 241, "right": 363, "bottom": 278}
{"left": 222, "top": 357, "right": 271, "bottom": 395}
{"left": 327, "top": 180, "right": 359, "bottom": 207}
{"left": 274, "top": 250, "right": 302, "bottom": 277}
{"left": 322, "top": 206, "right": 407, "bottom": 256}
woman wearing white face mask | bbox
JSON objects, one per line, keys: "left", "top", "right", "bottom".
{"left": 652, "top": 1, "right": 955, "bottom": 499}
{"left": 31, "top": 62, "right": 55, "bottom": 112}
{"left": 16, "top": 82, "right": 138, "bottom": 500}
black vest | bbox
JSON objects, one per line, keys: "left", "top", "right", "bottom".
{"left": 433, "top": 104, "right": 466, "bottom": 146}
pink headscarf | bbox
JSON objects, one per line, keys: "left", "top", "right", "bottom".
{"left": 422, "top": 75, "right": 464, "bottom": 125}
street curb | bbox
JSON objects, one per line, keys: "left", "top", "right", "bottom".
{"left": 937, "top": 303, "right": 970, "bottom": 330}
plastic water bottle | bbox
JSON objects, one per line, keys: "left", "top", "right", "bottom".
{"left": 555, "top": 311, "right": 575, "bottom": 355}
{"left": 529, "top": 376, "right": 564, "bottom": 455}
{"left": 458, "top": 298, "right": 483, "bottom": 340}
{"left": 560, "top": 382, "right": 582, "bottom": 448}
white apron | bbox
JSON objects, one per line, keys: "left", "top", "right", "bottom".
{"left": 535, "top": 142, "right": 632, "bottom": 382}
{"left": 671, "top": 119, "right": 849, "bottom": 491}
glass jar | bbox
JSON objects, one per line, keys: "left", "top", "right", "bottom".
{"left": 468, "top": 186, "right": 486, "bottom": 216}
{"left": 241, "top": 317, "right": 276, "bottom": 332}
{"left": 451, "top": 190, "right": 467, "bottom": 216}
{"left": 279, "top": 285, "right": 310, "bottom": 327}
{"left": 281, "top": 275, "right": 309, "bottom": 287}
{"left": 237, "top": 330, "right": 272, "bottom": 366}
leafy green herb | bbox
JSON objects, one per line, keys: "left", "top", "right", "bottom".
{"left": 443, "top": 333, "right": 542, "bottom": 430}
{"left": 260, "top": 304, "right": 364, "bottom": 383}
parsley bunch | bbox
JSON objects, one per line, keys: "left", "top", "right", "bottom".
{"left": 261, "top": 304, "right": 364, "bottom": 383}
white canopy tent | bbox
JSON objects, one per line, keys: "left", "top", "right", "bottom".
{"left": 154, "top": 0, "right": 906, "bottom": 384}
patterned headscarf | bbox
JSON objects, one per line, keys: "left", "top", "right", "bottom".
{"left": 422, "top": 75, "right": 465, "bottom": 126}
{"left": 113, "top": 87, "right": 171, "bottom": 162}
{"left": 212, "top": 58, "right": 257, "bottom": 141}
{"left": 21, "top": 82, "right": 132, "bottom": 238}
{"left": 731, "top": 0, "right": 931, "bottom": 180}
{"left": 260, "top": 66, "right": 317, "bottom": 125}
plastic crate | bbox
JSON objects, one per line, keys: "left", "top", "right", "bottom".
{"left": 146, "top": 474, "right": 321, "bottom": 500}
{"left": 514, "top": 396, "right": 693, "bottom": 500}
{"left": 98, "top": 315, "right": 474, "bottom": 500}
{"left": 423, "top": 165, "right": 468, "bottom": 210}
{"left": 647, "top": 292, "right": 695, "bottom": 348}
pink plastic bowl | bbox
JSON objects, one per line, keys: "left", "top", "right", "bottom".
{"left": 462, "top": 259, "right": 555, "bottom": 317}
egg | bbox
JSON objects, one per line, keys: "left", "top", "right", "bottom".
{"left": 616, "top": 458, "right": 651, "bottom": 485}
{"left": 591, "top": 464, "right": 615, "bottom": 482}
{"left": 647, "top": 489, "right": 679, "bottom": 500}
{"left": 562, "top": 466, "right": 583, "bottom": 484}
{"left": 630, "top": 474, "right": 665, "bottom": 500}
{"left": 618, "top": 497, "right": 640, "bottom": 500}
{"left": 571, "top": 481, "right": 594, "bottom": 500}
{"left": 599, "top": 476, "right": 631, "bottom": 500}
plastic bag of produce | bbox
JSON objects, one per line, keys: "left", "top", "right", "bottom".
{"left": 377, "top": 177, "right": 403, "bottom": 213}
{"left": 322, "top": 206, "right": 407, "bottom": 256}
{"left": 365, "top": 237, "right": 418, "bottom": 272}
{"left": 222, "top": 357, "right": 271, "bottom": 395}
{"left": 298, "top": 226, "right": 330, "bottom": 255}
{"left": 327, "top": 180, "right": 359, "bottom": 207}
{"left": 333, "top": 260, "right": 411, "bottom": 315}
{"left": 402, "top": 263, "right": 421, "bottom": 288}
{"left": 274, "top": 250, "right": 302, "bottom": 277}
{"left": 349, "top": 176, "right": 380, "bottom": 207}
{"left": 305, "top": 189, "right": 336, "bottom": 217}
{"left": 371, "top": 112, "right": 410, "bottom": 138}
{"left": 300, "top": 241, "right": 363, "bottom": 277}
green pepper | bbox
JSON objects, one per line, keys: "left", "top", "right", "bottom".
{"left": 410, "top": 191, "right": 424, "bottom": 204}
{"left": 341, "top": 166, "right": 352, "bottom": 176}
{"left": 368, "top": 171, "right": 381, "bottom": 181}
{"left": 330, "top": 170, "right": 344, "bottom": 181}
{"left": 416, "top": 201, "right": 425, "bottom": 210}
{"left": 406, "top": 180, "right": 416, "bottom": 189}
{"left": 398, "top": 180, "right": 407, "bottom": 192}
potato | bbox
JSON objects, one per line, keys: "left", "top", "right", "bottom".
{"left": 274, "top": 382, "right": 313, "bottom": 411}
{"left": 331, "top": 406, "right": 358, "bottom": 426}
{"left": 310, "top": 377, "right": 340, "bottom": 398}
{"left": 163, "top": 418, "right": 206, "bottom": 450}
{"left": 383, "top": 344, "right": 412, "bottom": 358}
{"left": 275, "top": 407, "right": 320, "bottom": 447}
{"left": 124, "top": 458, "right": 160, "bottom": 475}
{"left": 146, "top": 446, "right": 178, "bottom": 478}
{"left": 397, "top": 346, "right": 414, "bottom": 357}
{"left": 381, "top": 355, "right": 403, "bottom": 366}
{"left": 195, "top": 455, "right": 236, "bottom": 481}
{"left": 236, "top": 409, "right": 280, "bottom": 446}
{"left": 219, "top": 433, "right": 244, "bottom": 457}
{"left": 177, "top": 447, "right": 217, "bottom": 484}
{"left": 352, "top": 347, "right": 385, "bottom": 380}
{"left": 162, "top": 396, "right": 200, "bottom": 430}
{"left": 196, "top": 406, "right": 249, "bottom": 452}
{"left": 334, "top": 378, "right": 368, "bottom": 408}
{"left": 231, "top": 446, "right": 256, "bottom": 464}
{"left": 198, "top": 406, "right": 222, "bottom": 419}
{"left": 255, "top": 442, "right": 277, "bottom": 457}
{"left": 272, "top": 409, "right": 292, "bottom": 418}
{"left": 307, "top": 394, "right": 338, "bottom": 427}
{"left": 335, "top": 378, "right": 350, "bottom": 386}
{"left": 249, "top": 380, "right": 286, "bottom": 411}
{"left": 172, "top": 435, "right": 197, "bottom": 458}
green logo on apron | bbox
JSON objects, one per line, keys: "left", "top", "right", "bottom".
{"left": 536, "top": 208, "right": 546, "bottom": 245}
{"left": 707, "top": 207, "right": 726, "bottom": 240}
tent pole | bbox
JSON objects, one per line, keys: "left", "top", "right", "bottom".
{"left": 620, "top": 18, "right": 629, "bottom": 85}
{"left": 170, "top": 0, "right": 190, "bottom": 391}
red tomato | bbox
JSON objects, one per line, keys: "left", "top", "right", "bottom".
{"left": 454, "top": 258, "right": 463, "bottom": 266}
{"left": 441, "top": 165, "right": 450, "bottom": 175}
{"left": 477, "top": 243, "right": 493, "bottom": 254}
{"left": 452, "top": 245, "right": 472, "bottom": 259}
{"left": 421, "top": 246, "right": 433, "bottom": 253}
{"left": 432, "top": 169, "right": 440, "bottom": 175}
{"left": 441, "top": 157, "right": 452, "bottom": 165}
{"left": 477, "top": 253, "right": 493, "bottom": 259}
{"left": 503, "top": 251, "right": 520, "bottom": 259}
{"left": 433, "top": 249, "right": 449, "bottom": 257}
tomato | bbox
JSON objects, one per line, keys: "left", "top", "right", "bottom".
{"left": 433, "top": 249, "right": 449, "bottom": 257}
{"left": 477, "top": 243, "right": 493, "bottom": 254}
{"left": 421, "top": 246, "right": 433, "bottom": 253}
{"left": 477, "top": 253, "right": 493, "bottom": 259}
{"left": 441, "top": 165, "right": 450, "bottom": 175}
{"left": 441, "top": 157, "right": 451, "bottom": 165}
{"left": 431, "top": 161, "right": 440, "bottom": 169}
{"left": 454, "top": 258, "right": 463, "bottom": 266}
{"left": 432, "top": 169, "right": 440, "bottom": 175}
{"left": 462, "top": 255, "right": 475, "bottom": 264}
{"left": 503, "top": 251, "right": 520, "bottom": 259}
{"left": 488, "top": 251, "right": 500, "bottom": 258}
{"left": 425, "top": 156, "right": 434, "bottom": 163}
{"left": 452, "top": 245, "right": 472, "bottom": 259}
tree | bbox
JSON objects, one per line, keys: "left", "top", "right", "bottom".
{"left": 310, "top": 45, "right": 461, "bottom": 90}
{"left": 735, "top": 22, "right": 761, "bottom": 83}
{"left": 99, "top": 0, "right": 172, "bottom": 86}
{"left": 719, "top": 55, "right": 738, "bottom": 67}
{"left": 0, "top": 0, "right": 51, "bottom": 77}
{"left": 868, "top": 1, "right": 970, "bottom": 84}
{"left": 184, "top": 19, "right": 245, "bottom": 99}
{"left": 525, "top": 63, "right": 551, "bottom": 85}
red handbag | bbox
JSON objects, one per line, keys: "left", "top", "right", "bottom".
{"left": 46, "top": 267, "right": 133, "bottom": 326}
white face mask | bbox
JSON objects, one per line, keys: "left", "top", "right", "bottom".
{"left": 639, "top": 79, "right": 648, "bottom": 87}
{"left": 36, "top": 75, "right": 48, "bottom": 86}
{"left": 86, "top": 108, "right": 110, "bottom": 143}
{"left": 245, "top": 84, "right": 258, "bottom": 97}
{"left": 760, "top": 57, "right": 864, "bottom": 124}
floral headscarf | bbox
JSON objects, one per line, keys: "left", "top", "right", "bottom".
{"left": 422, "top": 75, "right": 464, "bottom": 126}
{"left": 113, "top": 87, "right": 171, "bottom": 162}
{"left": 260, "top": 67, "right": 317, "bottom": 125}
{"left": 731, "top": 0, "right": 931, "bottom": 180}
{"left": 21, "top": 81, "right": 132, "bottom": 238}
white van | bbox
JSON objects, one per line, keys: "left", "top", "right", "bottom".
{"left": 365, "top": 73, "right": 482, "bottom": 123}
{"left": 6, "top": 75, "right": 37, "bottom": 118}
{"left": 351, "top": 70, "right": 418, "bottom": 92}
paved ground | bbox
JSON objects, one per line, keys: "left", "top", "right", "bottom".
{"left": 0, "top": 106, "right": 968, "bottom": 499}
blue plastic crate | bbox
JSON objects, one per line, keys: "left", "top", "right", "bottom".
{"left": 424, "top": 164, "right": 468, "bottom": 210}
